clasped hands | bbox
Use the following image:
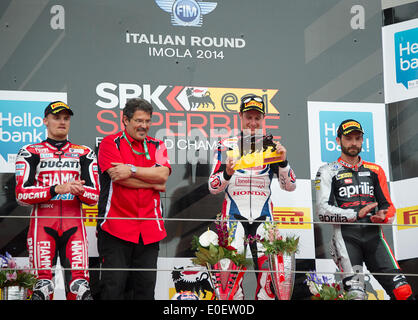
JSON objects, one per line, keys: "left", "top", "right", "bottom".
{"left": 55, "top": 179, "right": 86, "bottom": 196}
{"left": 358, "top": 202, "right": 387, "bottom": 223}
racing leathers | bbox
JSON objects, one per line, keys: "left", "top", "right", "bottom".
{"left": 315, "top": 157, "right": 413, "bottom": 300}
{"left": 15, "top": 138, "right": 100, "bottom": 300}
{"left": 208, "top": 135, "right": 296, "bottom": 300}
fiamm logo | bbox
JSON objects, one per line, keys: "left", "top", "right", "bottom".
{"left": 395, "top": 26, "right": 418, "bottom": 90}
{"left": 319, "top": 111, "right": 375, "bottom": 163}
{"left": 396, "top": 206, "right": 418, "bottom": 230}
{"left": 272, "top": 207, "right": 311, "bottom": 229}
{"left": 155, "top": 0, "right": 217, "bottom": 27}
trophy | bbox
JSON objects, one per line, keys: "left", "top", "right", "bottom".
{"left": 268, "top": 252, "right": 296, "bottom": 300}
{"left": 206, "top": 258, "right": 246, "bottom": 300}
{"left": 227, "top": 134, "right": 284, "bottom": 170}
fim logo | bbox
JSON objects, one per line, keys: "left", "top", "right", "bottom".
{"left": 272, "top": 207, "right": 311, "bottom": 229}
{"left": 155, "top": 0, "right": 217, "bottom": 27}
{"left": 82, "top": 204, "right": 98, "bottom": 227}
{"left": 396, "top": 206, "right": 418, "bottom": 230}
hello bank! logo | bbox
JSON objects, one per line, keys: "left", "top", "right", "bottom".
{"left": 319, "top": 111, "right": 375, "bottom": 163}
{"left": 395, "top": 26, "right": 418, "bottom": 90}
{"left": 155, "top": 0, "right": 217, "bottom": 27}
{"left": 0, "top": 100, "right": 47, "bottom": 163}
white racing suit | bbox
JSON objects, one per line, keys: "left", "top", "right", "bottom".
{"left": 208, "top": 135, "right": 296, "bottom": 300}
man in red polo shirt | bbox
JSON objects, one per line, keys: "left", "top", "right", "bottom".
{"left": 97, "top": 98, "right": 171, "bottom": 300}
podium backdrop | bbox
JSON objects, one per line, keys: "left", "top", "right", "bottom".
{"left": 1, "top": 0, "right": 417, "bottom": 299}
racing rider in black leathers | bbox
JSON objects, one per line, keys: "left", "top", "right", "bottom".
{"left": 315, "top": 119, "right": 413, "bottom": 300}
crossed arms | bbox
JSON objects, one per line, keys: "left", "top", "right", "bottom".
{"left": 98, "top": 135, "right": 170, "bottom": 192}
{"left": 107, "top": 162, "right": 169, "bottom": 191}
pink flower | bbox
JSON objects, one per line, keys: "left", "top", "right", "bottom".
{"left": 6, "top": 271, "right": 17, "bottom": 281}
{"left": 267, "top": 225, "right": 281, "bottom": 242}
{"left": 8, "top": 259, "right": 17, "bottom": 269}
{"left": 268, "top": 228, "right": 275, "bottom": 242}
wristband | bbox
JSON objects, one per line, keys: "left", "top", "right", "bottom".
{"left": 279, "top": 159, "right": 288, "bottom": 168}
{"left": 50, "top": 185, "right": 58, "bottom": 197}
{"left": 223, "top": 171, "right": 232, "bottom": 181}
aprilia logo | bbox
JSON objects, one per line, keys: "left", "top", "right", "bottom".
{"left": 338, "top": 182, "right": 374, "bottom": 198}
{"left": 318, "top": 214, "right": 348, "bottom": 222}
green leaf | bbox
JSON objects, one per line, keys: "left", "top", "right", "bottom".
{"left": 208, "top": 244, "right": 218, "bottom": 257}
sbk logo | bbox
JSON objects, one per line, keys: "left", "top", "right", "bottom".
{"left": 95, "top": 82, "right": 279, "bottom": 114}
{"left": 96, "top": 83, "right": 169, "bottom": 111}
{"left": 338, "top": 182, "right": 374, "bottom": 198}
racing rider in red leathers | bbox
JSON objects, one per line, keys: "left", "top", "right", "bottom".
{"left": 15, "top": 101, "right": 100, "bottom": 300}
{"left": 315, "top": 119, "right": 414, "bottom": 300}
{"left": 208, "top": 95, "right": 296, "bottom": 300}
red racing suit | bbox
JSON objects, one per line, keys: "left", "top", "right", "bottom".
{"left": 15, "top": 138, "right": 100, "bottom": 299}
{"left": 208, "top": 135, "right": 296, "bottom": 300}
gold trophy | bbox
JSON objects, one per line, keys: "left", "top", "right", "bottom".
{"left": 227, "top": 134, "right": 284, "bottom": 170}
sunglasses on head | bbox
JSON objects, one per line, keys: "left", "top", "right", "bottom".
{"left": 241, "top": 95, "right": 263, "bottom": 105}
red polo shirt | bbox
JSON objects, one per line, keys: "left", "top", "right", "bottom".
{"left": 98, "top": 130, "right": 171, "bottom": 244}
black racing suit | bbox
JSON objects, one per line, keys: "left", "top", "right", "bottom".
{"left": 315, "top": 157, "right": 413, "bottom": 300}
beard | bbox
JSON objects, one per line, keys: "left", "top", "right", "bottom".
{"left": 341, "top": 144, "right": 361, "bottom": 157}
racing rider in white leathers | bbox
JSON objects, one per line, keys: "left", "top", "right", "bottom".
{"left": 208, "top": 95, "right": 296, "bottom": 300}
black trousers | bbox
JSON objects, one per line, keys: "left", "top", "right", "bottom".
{"left": 97, "top": 229, "right": 160, "bottom": 300}
{"left": 340, "top": 224, "right": 407, "bottom": 299}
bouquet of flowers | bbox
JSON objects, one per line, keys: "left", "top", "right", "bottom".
{"left": 191, "top": 215, "right": 250, "bottom": 300}
{"left": 0, "top": 252, "right": 37, "bottom": 289}
{"left": 249, "top": 221, "right": 299, "bottom": 255}
{"left": 305, "top": 271, "right": 353, "bottom": 300}
{"left": 191, "top": 215, "right": 249, "bottom": 268}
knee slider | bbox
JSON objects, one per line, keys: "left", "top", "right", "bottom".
{"left": 393, "top": 284, "right": 413, "bottom": 300}
{"left": 343, "top": 274, "right": 366, "bottom": 300}
{"left": 32, "top": 279, "right": 54, "bottom": 300}
{"left": 69, "top": 279, "right": 92, "bottom": 300}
